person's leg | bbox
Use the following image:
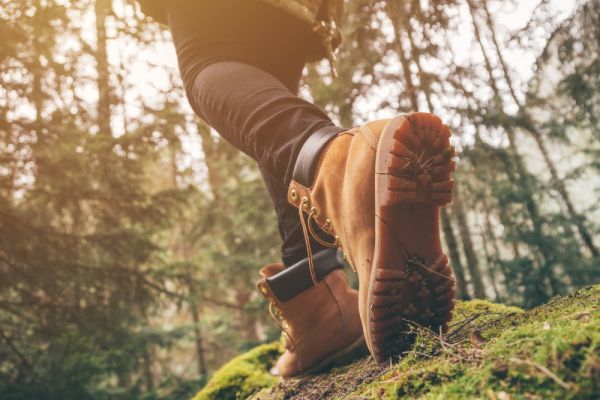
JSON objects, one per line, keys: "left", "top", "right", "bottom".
{"left": 164, "top": 2, "right": 365, "bottom": 377}
{"left": 188, "top": 61, "right": 342, "bottom": 186}
{"left": 167, "top": 0, "right": 338, "bottom": 185}
{"left": 167, "top": 0, "right": 343, "bottom": 266}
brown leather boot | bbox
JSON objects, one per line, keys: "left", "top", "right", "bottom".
{"left": 287, "top": 113, "right": 457, "bottom": 362}
{"left": 257, "top": 250, "right": 365, "bottom": 378}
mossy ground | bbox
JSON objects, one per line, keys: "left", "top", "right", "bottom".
{"left": 194, "top": 285, "right": 600, "bottom": 400}
{"left": 191, "top": 343, "right": 283, "bottom": 400}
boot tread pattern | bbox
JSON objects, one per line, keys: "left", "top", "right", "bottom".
{"left": 370, "top": 113, "right": 457, "bottom": 362}
{"left": 370, "top": 255, "right": 455, "bottom": 358}
{"left": 383, "top": 115, "right": 455, "bottom": 207}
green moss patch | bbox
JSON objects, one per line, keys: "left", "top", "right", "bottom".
{"left": 191, "top": 343, "right": 283, "bottom": 400}
{"left": 193, "top": 285, "right": 600, "bottom": 400}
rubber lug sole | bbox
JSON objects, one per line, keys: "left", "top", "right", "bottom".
{"left": 367, "top": 112, "right": 457, "bottom": 363}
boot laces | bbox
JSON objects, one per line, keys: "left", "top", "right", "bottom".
{"left": 298, "top": 197, "right": 339, "bottom": 286}
{"left": 260, "top": 283, "right": 297, "bottom": 351}
{"left": 265, "top": 292, "right": 306, "bottom": 371}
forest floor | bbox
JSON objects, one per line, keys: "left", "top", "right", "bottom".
{"left": 192, "top": 285, "right": 599, "bottom": 400}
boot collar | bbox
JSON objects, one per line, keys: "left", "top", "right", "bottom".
{"left": 291, "top": 125, "right": 346, "bottom": 187}
{"left": 258, "top": 249, "right": 343, "bottom": 303}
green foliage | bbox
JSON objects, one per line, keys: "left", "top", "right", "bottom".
{"left": 1, "top": 1, "right": 211, "bottom": 398}
{"left": 192, "top": 343, "right": 282, "bottom": 400}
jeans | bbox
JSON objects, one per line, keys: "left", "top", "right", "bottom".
{"left": 166, "top": 0, "right": 345, "bottom": 266}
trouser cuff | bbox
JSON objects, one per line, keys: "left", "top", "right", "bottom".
{"left": 292, "top": 125, "right": 346, "bottom": 187}
{"left": 267, "top": 248, "right": 343, "bottom": 301}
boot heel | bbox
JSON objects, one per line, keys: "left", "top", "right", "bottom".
{"left": 380, "top": 113, "right": 456, "bottom": 207}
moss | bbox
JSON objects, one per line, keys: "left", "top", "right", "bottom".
{"left": 193, "top": 285, "right": 600, "bottom": 400}
{"left": 453, "top": 299, "right": 523, "bottom": 320}
{"left": 191, "top": 343, "right": 283, "bottom": 400}
{"left": 345, "top": 299, "right": 524, "bottom": 400}
{"left": 350, "top": 285, "right": 600, "bottom": 400}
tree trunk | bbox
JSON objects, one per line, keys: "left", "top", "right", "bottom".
{"left": 197, "top": 122, "right": 224, "bottom": 200}
{"left": 441, "top": 209, "right": 470, "bottom": 299}
{"left": 386, "top": 2, "right": 419, "bottom": 110}
{"left": 32, "top": 1, "right": 44, "bottom": 132}
{"left": 452, "top": 185, "right": 487, "bottom": 298}
{"left": 482, "top": 201, "right": 510, "bottom": 286}
{"left": 399, "top": 5, "right": 436, "bottom": 114}
{"left": 167, "top": 143, "right": 209, "bottom": 378}
{"left": 95, "top": 0, "right": 112, "bottom": 136}
{"left": 476, "top": 213, "right": 501, "bottom": 300}
{"left": 142, "top": 351, "right": 154, "bottom": 391}
{"left": 190, "top": 295, "right": 208, "bottom": 377}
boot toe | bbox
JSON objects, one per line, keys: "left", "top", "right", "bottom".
{"left": 273, "top": 350, "right": 301, "bottom": 378}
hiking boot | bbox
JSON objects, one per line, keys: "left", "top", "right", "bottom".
{"left": 287, "top": 113, "right": 457, "bottom": 362}
{"left": 257, "top": 249, "right": 365, "bottom": 378}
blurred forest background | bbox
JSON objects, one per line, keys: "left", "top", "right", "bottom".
{"left": 1, "top": 0, "right": 599, "bottom": 398}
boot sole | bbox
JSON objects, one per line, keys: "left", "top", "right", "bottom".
{"left": 367, "top": 113, "right": 457, "bottom": 363}
{"left": 301, "top": 335, "right": 367, "bottom": 376}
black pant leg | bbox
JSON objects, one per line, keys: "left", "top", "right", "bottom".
{"left": 166, "top": 1, "right": 345, "bottom": 266}
{"left": 188, "top": 61, "right": 338, "bottom": 185}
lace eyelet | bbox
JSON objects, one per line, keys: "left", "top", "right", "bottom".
{"left": 301, "top": 197, "right": 309, "bottom": 209}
